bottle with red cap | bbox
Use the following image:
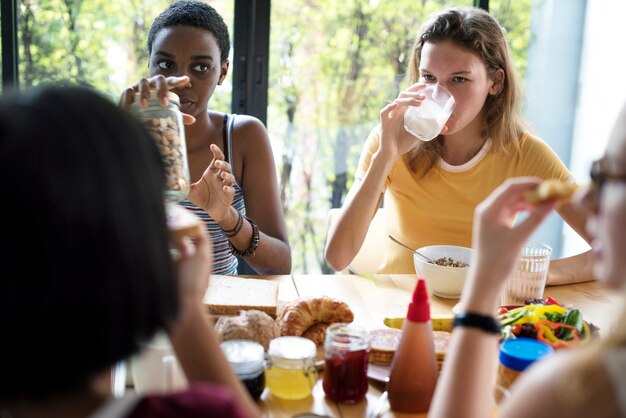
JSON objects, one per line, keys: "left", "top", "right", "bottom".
{"left": 387, "top": 278, "right": 439, "bottom": 413}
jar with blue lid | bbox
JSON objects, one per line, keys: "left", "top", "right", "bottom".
{"left": 220, "top": 340, "right": 266, "bottom": 400}
{"left": 497, "top": 338, "right": 554, "bottom": 389}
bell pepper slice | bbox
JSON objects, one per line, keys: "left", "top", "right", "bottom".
{"left": 535, "top": 319, "right": 580, "bottom": 349}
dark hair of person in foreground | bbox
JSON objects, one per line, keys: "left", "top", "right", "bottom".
{"left": 0, "top": 84, "right": 177, "bottom": 400}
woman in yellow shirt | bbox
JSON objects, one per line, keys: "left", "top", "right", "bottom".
{"left": 325, "top": 7, "right": 591, "bottom": 284}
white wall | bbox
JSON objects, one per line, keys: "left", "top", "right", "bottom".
{"left": 524, "top": 0, "right": 586, "bottom": 256}
{"left": 562, "top": 0, "right": 626, "bottom": 256}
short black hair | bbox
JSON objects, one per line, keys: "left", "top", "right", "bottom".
{"left": 0, "top": 85, "right": 178, "bottom": 400}
{"left": 147, "top": 0, "right": 231, "bottom": 63}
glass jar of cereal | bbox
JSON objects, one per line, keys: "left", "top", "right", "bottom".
{"left": 131, "top": 92, "right": 189, "bottom": 202}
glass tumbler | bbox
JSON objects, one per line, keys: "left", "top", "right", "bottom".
{"left": 501, "top": 243, "right": 552, "bottom": 306}
{"left": 403, "top": 84, "right": 455, "bottom": 141}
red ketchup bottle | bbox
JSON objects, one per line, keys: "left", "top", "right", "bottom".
{"left": 387, "top": 278, "right": 438, "bottom": 413}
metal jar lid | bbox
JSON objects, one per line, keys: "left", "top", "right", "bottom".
{"left": 220, "top": 339, "right": 265, "bottom": 378}
{"left": 268, "top": 336, "right": 316, "bottom": 370}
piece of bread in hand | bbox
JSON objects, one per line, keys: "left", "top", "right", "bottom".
{"left": 524, "top": 179, "right": 579, "bottom": 204}
{"left": 165, "top": 202, "right": 203, "bottom": 242}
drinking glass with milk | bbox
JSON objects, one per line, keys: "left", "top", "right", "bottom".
{"left": 403, "top": 85, "right": 455, "bottom": 141}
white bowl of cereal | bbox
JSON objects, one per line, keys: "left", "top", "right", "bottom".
{"left": 413, "top": 245, "right": 474, "bottom": 299}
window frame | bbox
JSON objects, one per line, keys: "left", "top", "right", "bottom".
{"left": 0, "top": 0, "right": 490, "bottom": 116}
{"left": 1, "top": 0, "right": 19, "bottom": 88}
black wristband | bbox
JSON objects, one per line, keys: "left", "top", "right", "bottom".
{"left": 453, "top": 312, "right": 502, "bottom": 335}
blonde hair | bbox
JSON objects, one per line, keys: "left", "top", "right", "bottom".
{"left": 405, "top": 7, "right": 527, "bottom": 176}
{"left": 560, "top": 294, "right": 626, "bottom": 412}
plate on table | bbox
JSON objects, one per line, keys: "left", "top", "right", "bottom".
{"left": 367, "top": 363, "right": 390, "bottom": 383}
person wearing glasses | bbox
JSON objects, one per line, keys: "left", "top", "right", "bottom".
{"left": 325, "top": 7, "right": 592, "bottom": 284}
{"left": 120, "top": 0, "right": 291, "bottom": 275}
{"left": 429, "top": 101, "right": 626, "bottom": 418}
{"left": 0, "top": 85, "right": 260, "bottom": 418}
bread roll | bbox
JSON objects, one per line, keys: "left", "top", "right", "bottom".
{"left": 214, "top": 309, "right": 279, "bottom": 351}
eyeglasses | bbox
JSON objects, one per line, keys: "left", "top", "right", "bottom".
{"left": 590, "top": 158, "right": 626, "bottom": 199}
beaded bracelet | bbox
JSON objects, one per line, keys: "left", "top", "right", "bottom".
{"left": 229, "top": 216, "right": 260, "bottom": 258}
{"left": 222, "top": 210, "right": 244, "bottom": 237}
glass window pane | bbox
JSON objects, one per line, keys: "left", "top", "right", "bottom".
{"left": 489, "top": 0, "right": 532, "bottom": 79}
{"left": 268, "top": 1, "right": 480, "bottom": 273}
{"left": 16, "top": 0, "right": 233, "bottom": 111}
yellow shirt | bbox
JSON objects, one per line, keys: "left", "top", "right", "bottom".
{"left": 355, "top": 128, "right": 573, "bottom": 274}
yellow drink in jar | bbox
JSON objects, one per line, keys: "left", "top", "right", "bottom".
{"left": 266, "top": 336, "right": 318, "bottom": 400}
{"left": 265, "top": 364, "right": 316, "bottom": 400}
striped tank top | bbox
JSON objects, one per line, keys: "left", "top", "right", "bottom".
{"left": 178, "top": 114, "right": 244, "bottom": 275}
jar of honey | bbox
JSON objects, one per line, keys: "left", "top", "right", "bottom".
{"left": 220, "top": 340, "right": 266, "bottom": 400}
{"left": 131, "top": 91, "right": 190, "bottom": 202}
{"left": 497, "top": 338, "right": 553, "bottom": 390}
{"left": 265, "top": 336, "right": 317, "bottom": 400}
{"left": 322, "top": 323, "right": 370, "bottom": 403}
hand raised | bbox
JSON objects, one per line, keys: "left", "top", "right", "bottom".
{"left": 188, "top": 144, "right": 236, "bottom": 222}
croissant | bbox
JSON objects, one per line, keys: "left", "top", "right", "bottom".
{"left": 277, "top": 296, "right": 354, "bottom": 337}
{"left": 301, "top": 322, "right": 329, "bottom": 345}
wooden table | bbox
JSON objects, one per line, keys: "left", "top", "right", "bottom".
{"left": 228, "top": 275, "right": 621, "bottom": 418}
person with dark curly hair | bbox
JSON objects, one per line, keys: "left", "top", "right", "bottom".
{"left": 121, "top": 0, "right": 291, "bottom": 276}
{"left": 0, "top": 85, "right": 260, "bottom": 418}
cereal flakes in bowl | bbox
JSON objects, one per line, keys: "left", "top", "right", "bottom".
{"left": 413, "top": 245, "right": 474, "bottom": 299}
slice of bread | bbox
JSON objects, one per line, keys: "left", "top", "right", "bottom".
{"left": 524, "top": 179, "right": 579, "bottom": 204}
{"left": 203, "top": 275, "right": 279, "bottom": 317}
{"left": 369, "top": 328, "right": 402, "bottom": 366}
{"left": 165, "top": 202, "right": 203, "bottom": 241}
{"left": 433, "top": 330, "right": 451, "bottom": 361}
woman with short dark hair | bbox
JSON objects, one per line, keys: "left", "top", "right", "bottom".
{"left": 120, "top": 0, "right": 291, "bottom": 275}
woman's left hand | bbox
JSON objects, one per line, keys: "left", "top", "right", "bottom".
{"left": 188, "top": 144, "right": 236, "bottom": 222}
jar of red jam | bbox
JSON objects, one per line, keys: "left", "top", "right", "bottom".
{"left": 322, "top": 323, "right": 370, "bottom": 403}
